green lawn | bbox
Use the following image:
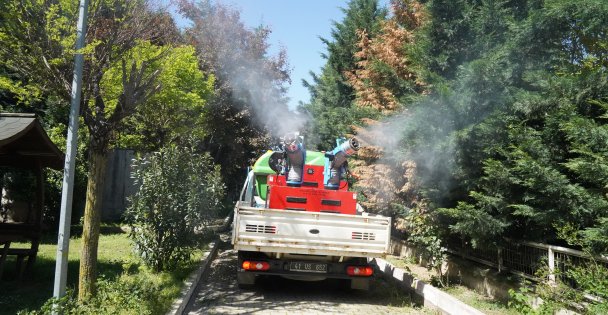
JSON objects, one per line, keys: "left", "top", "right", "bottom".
{"left": 0, "top": 226, "right": 204, "bottom": 315}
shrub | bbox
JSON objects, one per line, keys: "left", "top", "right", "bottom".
{"left": 24, "top": 274, "right": 170, "bottom": 315}
{"left": 126, "top": 145, "right": 225, "bottom": 271}
{"left": 399, "top": 202, "right": 448, "bottom": 286}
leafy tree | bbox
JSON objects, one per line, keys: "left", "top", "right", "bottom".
{"left": 347, "top": 0, "right": 428, "bottom": 215}
{"left": 300, "top": 0, "right": 608, "bottom": 261}
{"left": 126, "top": 145, "right": 225, "bottom": 271}
{"left": 113, "top": 43, "right": 215, "bottom": 151}
{"left": 178, "top": 0, "right": 292, "bottom": 196}
{"left": 0, "top": 0, "right": 200, "bottom": 300}
{"left": 426, "top": 0, "right": 608, "bottom": 249}
{"left": 421, "top": 0, "right": 475, "bottom": 79}
{"left": 328, "top": 0, "right": 608, "bottom": 258}
{"left": 345, "top": 0, "right": 426, "bottom": 112}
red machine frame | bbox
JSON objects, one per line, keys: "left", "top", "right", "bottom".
{"left": 266, "top": 165, "right": 357, "bottom": 215}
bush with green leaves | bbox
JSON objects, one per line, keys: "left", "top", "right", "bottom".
{"left": 24, "top": 274, "right": 174, "bottom": 315}
{"left": 26, "top": 279, "right": 157, "bottom": 315}
{"left": 126, "top": 145, "right": 225, "bottom": 271}
{"left": 507, "top": 226, "right": 608, "bottom": 314}
{"left": 507, "top": 261, "right": 608, "bottom": 314}
{"left": 398, "top": 202, "right": 448, "bottom": 286}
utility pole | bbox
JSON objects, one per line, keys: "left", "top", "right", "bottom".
{"left": 53, "top": 0, "right": 89, "bottom": 300}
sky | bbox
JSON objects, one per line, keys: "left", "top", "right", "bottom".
{"left": 223, "top": 0, "right": 348, "bottom": 109}
{"left": 170, "top": 0, "right": 390, "bottom": 109}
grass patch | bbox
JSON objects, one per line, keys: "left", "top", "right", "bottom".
{"left": 368, "top": 279, "right": 435, "bottom": 314}
{"left": 444, "top": 285, "right": 518, "bottom": 315}
{"left": 0, "top": 226, "right": 206, "bottom": 315}
{"left": 384, "top": 255, "right": 517, "bottom": 315}
{"left": 385, "top": 255, "right": 435, "bottom": 283}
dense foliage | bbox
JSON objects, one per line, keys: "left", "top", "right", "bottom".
{"left": 179, "top": 0, "right": 294, "bottom": 196}
{"left": 2, "top": 0, "right": 607, "bottom": 309}
{"left": 113, "top": 43, "right": 215, "bottom": 151}
{"left": 306, "top": 0, "right": 608, "bottom": 253}
{"left": 1, "top": 0, "right": 288, "bottom": 300}
{"left": 126, "top": 145, "right": 225, "bottom": 271}
{"left": 304, "top": 0, "right": 608, "bottom": 309}
{"left": 303, "top": 0, "right": 387, "bottom": 149}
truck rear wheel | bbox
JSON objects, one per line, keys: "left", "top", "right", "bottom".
{"left": 237, "top": 271, "right": 256, "bottom": 289}
{"left": 350, "top": 278, "right": 370, "bottom": 291}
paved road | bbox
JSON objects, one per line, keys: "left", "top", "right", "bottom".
{"left": 184, "top": 242, "right": 431, "bottom": 315}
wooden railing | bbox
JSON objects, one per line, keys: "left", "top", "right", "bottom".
{"left": 447, "top": 238, "right": 608, "bottom": 285}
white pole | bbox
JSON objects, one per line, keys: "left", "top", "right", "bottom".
{"left": 548, "top": 247, "right": 556, "bottom": 285}
{"left": 53, "top": 0, "right": 89, "bottom": 300}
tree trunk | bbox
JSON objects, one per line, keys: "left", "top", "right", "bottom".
{"left": 78, "top": 149, "right": 107, "bottom": 301}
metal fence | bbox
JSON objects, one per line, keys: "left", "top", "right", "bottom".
{"left": 447, "top": 238, "right": 608, "bottom": 285}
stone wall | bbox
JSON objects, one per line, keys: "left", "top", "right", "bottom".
{"left": 390, "top": 237, "right": 521, "bottom": 302}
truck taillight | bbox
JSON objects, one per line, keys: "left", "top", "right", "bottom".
{"left": 242, "top": 261, "right": 270, "bottom": 271}
{"left": 346, "top": 266, "right": 373, "bottom": 277}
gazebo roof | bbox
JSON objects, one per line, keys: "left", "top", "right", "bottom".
{"left": 0, "top": 113, "right": 64, "bottom": 170}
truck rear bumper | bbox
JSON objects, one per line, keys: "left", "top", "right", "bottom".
{"left": 237, "top": 251, "right": 372, "bottom": 280}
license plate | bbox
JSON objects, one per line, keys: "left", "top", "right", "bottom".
{"left": 289, "top": 262, "right": 328, "bottom": 273}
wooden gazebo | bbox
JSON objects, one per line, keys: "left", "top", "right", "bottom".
{"left": 0, "top": 113, "right": 64, "bottom": 280}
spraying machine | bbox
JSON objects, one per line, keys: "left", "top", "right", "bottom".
{"left": 231, "top": 134, "right": 391, "bottom": 290}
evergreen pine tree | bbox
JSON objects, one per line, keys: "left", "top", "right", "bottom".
{"left": 303, "top": 0, "right": 386, "bottom": 149}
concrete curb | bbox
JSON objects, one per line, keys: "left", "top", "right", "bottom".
{"left": 214, "top": 213, "right": 234, "bottom": 233}
{"left": 372, "top": 257, "right": 486, "bottom": 315}
{"left": 167, "top": 239, "right": 221, "bottom": 315}
{"left": 211, "top": 213, "right": 233, "bottom": 233}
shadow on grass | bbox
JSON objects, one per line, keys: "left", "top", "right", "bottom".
{"left": 1, "top": 229, "right": 214, "bottom": 315}
{"left": 0, "top": 253, "right": 130, "bottom": 315}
